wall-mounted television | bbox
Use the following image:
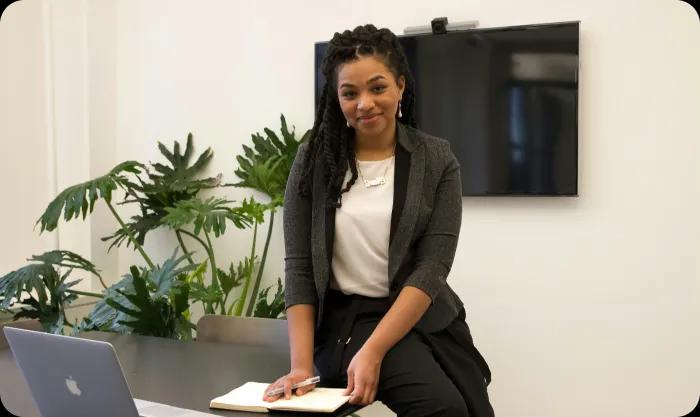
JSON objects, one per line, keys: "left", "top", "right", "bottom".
{"left": 314, "top": 21, "right": 580, "bottom": 196}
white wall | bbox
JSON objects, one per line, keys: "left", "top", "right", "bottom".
{"left": 0, "top": 0, "right": 57, "bottom": 277}
{"left": 1, "top": 0, "right": 698, "bottom": 416}
{"left": 0, "top": 0, "right": 95, "bottom": 291}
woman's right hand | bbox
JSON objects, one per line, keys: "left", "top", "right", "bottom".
{"left": 262, "top": 368, "right": 317, "bottom": 402}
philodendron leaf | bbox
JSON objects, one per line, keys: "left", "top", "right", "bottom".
{"left": 0, "top": 263, "right": 54, "bottom": 310}
{"left": 101, "top": 212, "right": 162, "bottom": 252}
{"left": 238, "top": 197, "right": 275, "bottom": 224}
{"left": 0, "top": 250, "right": 92, "bottom": 333}
{"left": 189, "top": 282, "right": 223, "bottom": 305}
{"left": 36, "top": 161, "right": 144, "bottom": 233}
{"left": 217, "top": 258, "right": 252, "bottom": 296}
{"left": 150, "top": 133, "right": 219, "bottom": 193}
{"left": 76, "top": 273, "right": 135, "bottom": 334}
{"left": 233, "top": 114, "right": 308, "bottom": 200}
{"left": 82, "top": 251, "right": 193, "bottom": 339}
{"left": 149, "top": 250, "right": 196, "bottom": 298}
{"left": 162, "top": 197, "right": 253, "bottom": 237}
{"left": 234, "top": 156, "right": 286, "bottom": 198}
{"left": 29, "top": 250, "right": 101, "bottom": 279}
{"left": 253, "top": 278, "right": 285, "bottom": 319}
{"left": 101, "top": 133, "right": 221, "bottom": 251}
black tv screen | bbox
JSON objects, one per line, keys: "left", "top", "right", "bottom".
{"left": 314, "top": 21, "right": 579, "bottom": 196}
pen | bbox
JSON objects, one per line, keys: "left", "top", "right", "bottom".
{"left": 265, "top": 376, "right": 320, "bottom": 397}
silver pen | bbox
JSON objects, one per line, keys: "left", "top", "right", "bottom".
{"left": 266, "top": 376, "right": 320, "bottom": 397}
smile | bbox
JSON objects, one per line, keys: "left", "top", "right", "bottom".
{"left": 358, "top": 114, "right": 381, "bottom": 123}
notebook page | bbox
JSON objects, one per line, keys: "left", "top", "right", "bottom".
{"left": 210, "top": 382, "right": 350, "bottom": 413}
{"left": 268, "top": 387, "right": 350, "bottom": 412}
{"left": 209, "top": 382, "right": 268, "bottom": 411}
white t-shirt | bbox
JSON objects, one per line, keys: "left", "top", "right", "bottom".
{"left": 330, "top": 156, "right": 395, "bottom": 297}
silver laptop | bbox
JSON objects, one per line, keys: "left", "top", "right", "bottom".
{"left": 3, "top": 327, "right": 218, "bottom": 417}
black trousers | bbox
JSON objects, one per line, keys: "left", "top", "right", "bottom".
{"left": 315, "top": 290, "right": 494, "bottom": 417}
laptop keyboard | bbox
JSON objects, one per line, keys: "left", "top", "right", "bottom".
{"left": 135, "top": 398, "right": 220, "bottom": 417}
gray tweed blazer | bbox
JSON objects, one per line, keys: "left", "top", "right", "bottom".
{"left": 283, "top": 122, "right": 464, "bottom": 332}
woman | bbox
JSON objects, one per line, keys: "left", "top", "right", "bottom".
{"left": 264, "top": 24, "right": 494, "bottom": 417}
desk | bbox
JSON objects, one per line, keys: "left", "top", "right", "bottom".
{"left": 0, "top": 331, "right": 362, "bottom": 417}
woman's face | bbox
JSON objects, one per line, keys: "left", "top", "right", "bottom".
{"left": 336, "top": 55, "right": 405, "bottom": 139}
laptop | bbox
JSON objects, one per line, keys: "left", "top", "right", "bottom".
{"left": 3, "top": 327, "right": 219, "bottom": 417}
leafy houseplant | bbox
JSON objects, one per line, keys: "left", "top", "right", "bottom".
{"left": 0, "top": 115, "right": 308, "bottom": 338}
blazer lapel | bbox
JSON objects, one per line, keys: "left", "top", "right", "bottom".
{"left": 312, "top": 157, "right": 330, "bottom": 298}
{"left": 388, "top": 123, "right": 424, "bottom": 286}
{"left": 389, "top": 142, "right": 409, "bottom": 244}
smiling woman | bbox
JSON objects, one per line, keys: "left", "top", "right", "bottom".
{"left": 266, "top": 24, "right": 494, "bottom": 417}
{"left": 336, "top": 59, "right": 405, "bottom": 159}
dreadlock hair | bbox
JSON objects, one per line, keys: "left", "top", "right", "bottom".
{"left": 298, "top": 24, "right": 418, "bottom": 208}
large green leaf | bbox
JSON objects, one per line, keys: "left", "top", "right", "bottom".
{"left": 36, "top": 161, "right": 144, "bottom": 233}
{"left": 0, "top": 251, "right": 91, "bottom": 333}
{"left": 102, "top": 134, "right": 220, "bottom": 250}
{"left": 75, "top": 274, "right": 134, "bottom": 334}
{"left": 29, "top": 250, "right": 101, "bottom": 280}
{"left": 149, "top": 250, "right": 196, "bottom": 297}
{"left": 80, "top": 250, "right": 194, "bottom": 339}
{"left": 108, "top": 266, "right": 178, "bottom": 337}
{"left": 233, "top": 114, "right": 309, "bottom": 200}
{"left": 100, "top": 212, "right": 162, "bottom": 252}
{"left": 253, "top": 278, "right": 285, "bottom": 319}
{"left": 217, "top": 258, "right": 251, "bottom": 296}
{"left": 189, "top": 282, "right": 223, "bottom": 306}
{"left": 0, "top": 263, "right": 54, "bottom": 310}
{"left": 150, "top": 133, "right": 219, "bottom": 193}
{"left": 238, "top": 197, "right": 276, "bottom": 225}
{"left": 161, "top": 197, "right": 253, "bottom": 237}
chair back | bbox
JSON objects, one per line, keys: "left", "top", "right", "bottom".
{"left": 196, "top": 315, "right": 289, "bottom": 353}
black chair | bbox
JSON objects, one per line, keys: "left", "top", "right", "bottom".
{"left": 195, "top": 315, "right": 289, "bottom": 355}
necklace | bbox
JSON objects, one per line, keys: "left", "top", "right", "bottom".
{"left": 356, "top": 144, "right": 396, "bottom": 188}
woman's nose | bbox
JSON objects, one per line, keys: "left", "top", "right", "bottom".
{"left": 357, "top": 94, "right": 375, "bottom": 111}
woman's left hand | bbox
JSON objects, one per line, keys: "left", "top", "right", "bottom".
{"left": 343, "top": 344, "right": 385, "bottom": 405}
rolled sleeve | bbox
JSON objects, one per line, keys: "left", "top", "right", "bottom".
{"left": 403, "top": 147, "right": 462, "bottom": 302}
{"left": 283, "top": 143, "right": 318, "bottom": 309}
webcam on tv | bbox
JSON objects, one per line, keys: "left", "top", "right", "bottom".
{"left": 404, "top": 18, "right": 479, "bottom": 35}
{"left": 431, "top": 17, "right": 449, "bottom": 34}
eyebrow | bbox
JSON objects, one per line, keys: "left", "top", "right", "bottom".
{"left": 339, "top": 75, "right": 387, "bottom": 89}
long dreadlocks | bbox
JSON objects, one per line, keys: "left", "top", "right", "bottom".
{"left": 298, "top": 24, "right": 418, "bottom": 208}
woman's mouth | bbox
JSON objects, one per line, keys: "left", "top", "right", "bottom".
{"left": 358, "top": 114, "right": 381, "bottom": 123}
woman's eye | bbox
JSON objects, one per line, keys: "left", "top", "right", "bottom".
{"left": 342, "top": 91, "right": 356, "bottom": 98}
{"left": 372, "top": 86, "right": 387, "bottom": 93}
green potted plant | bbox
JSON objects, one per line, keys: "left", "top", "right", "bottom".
{"left": 0, "top": 115, "right": 308, "bottom": 339}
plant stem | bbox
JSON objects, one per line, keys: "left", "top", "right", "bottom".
{"left": 175, "top": 230, "right": 196, "bottom": 265}
{"left": 202, "top": 229, "right": 225, "bottom": 316}
{"left": 202, "top": 229, "right": 220, "bottom": 292}
{"left": 66, "top": 289, "right": 104, "bottom": 298}
{"left": 178, "top": 229, "right": 219, "bottom": 314}
{"left": 105, "top": 200, "right": 154, "bottom": 269}
{"left": 235, "top": 219, "right": 258, "bottom": 316}
{"left": 95, "top": 274, "right": 109, "bottom": 291}
{"left": 178, "top": 230, "right": 210, "bottom": 255}
{"left": 245, "top": 210, "right": 274, "bottom": 316}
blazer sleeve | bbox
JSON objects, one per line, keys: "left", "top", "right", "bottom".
{"left": 283, "top": 143, "right": 318, "bottom": 309}
{"left": 403, "top": 143, "right": 462, "bottom": 303}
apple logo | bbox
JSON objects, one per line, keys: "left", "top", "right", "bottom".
{"left": 65, "top": 376, "right": 81, "bottom": 396}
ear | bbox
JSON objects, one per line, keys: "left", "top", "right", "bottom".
{"left": 397, "top": 75, "right": 406, "bottom": 97}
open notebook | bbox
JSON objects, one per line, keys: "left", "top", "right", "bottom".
{"left": 209, "top": 382, "right": 351, "bottom": 413}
